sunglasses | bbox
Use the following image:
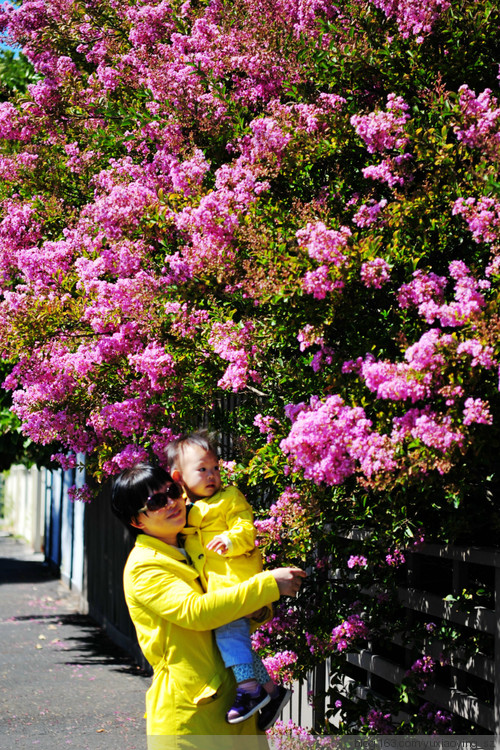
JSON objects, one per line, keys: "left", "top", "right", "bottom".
{"left": 137, "top": 483, "right": 183, "bottom": 514}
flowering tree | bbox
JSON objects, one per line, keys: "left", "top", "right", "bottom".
{"left": 0, "top": 0, "right": 499, "bottom": 733}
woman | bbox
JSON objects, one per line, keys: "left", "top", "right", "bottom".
{"left": 111, "top": 463, "right": 306, "bottom": 750}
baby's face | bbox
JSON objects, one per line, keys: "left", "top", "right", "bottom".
{"left": 178, "top": 444, "right": 221, "bottom": 500}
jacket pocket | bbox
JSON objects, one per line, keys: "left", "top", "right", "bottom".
{"left": 156, "top": 655, "right": 222, "bottom": 705}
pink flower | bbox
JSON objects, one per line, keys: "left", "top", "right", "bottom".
{"left": 280, "top": 395, "right": 397, "bottom": 486}
{"left": 351, "top": 94, "right": 410, "bottom": 154}
{"left": 454, "top": 86, "right": 500, "bottom": 157}
{"left": 302, "top": 265, "right": 344, "bottom": 298}
{"left": 208, "top": 321, "right": 260, "bottom": 391}
{"left": 386, "top": 548, "right": 406, "bottom": 567}
{"left": 370, "top": 0, "right": 450, "bottom": 39}
{"left": 406, "top": 655, "right": 435, "bottom": 690}
{"left": 360, "top": 258, "right": 391, "bottom": 288}
{"left": 331, "top": 614, "right": 369, "bottom": 651}
{"left": 296, "top": 221, "right": 351, "bottom": 265}
{"left": 453, "top": 195, "right": 500, "bottom": 244}
{"left": 361, "top": 708, "right": 393, "bottom": 734}
{"left": 261, "top": 650, "right": 298, "bottom": 683}
{"left": 353, "top": 198, "right": 387, "bottom": 227}
{"left": 463, "top": 397, "right": 493, "bottom": 426}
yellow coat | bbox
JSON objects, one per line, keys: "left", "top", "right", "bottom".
{"left": 123, "top": 533, "right": 279, "bottom": 749}
{"left": 183, "top": 486, "right": 263, "bottom": 593}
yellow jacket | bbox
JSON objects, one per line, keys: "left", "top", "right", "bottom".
{"left": 183, "top": 486, "right": 263, "bottom": 593}
{"left": 123, "top": 533, "right": 279, "bottom": 747}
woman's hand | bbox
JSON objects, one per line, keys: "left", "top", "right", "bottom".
{"left": 270, "top": 567, "right": 307, "bottom": 597}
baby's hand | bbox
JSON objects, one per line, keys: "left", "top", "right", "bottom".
{"left": 206, "top": 537, "right": 228, "bottom": 555}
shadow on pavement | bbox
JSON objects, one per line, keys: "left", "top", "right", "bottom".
{"left": 8, "top": 610, "right": 152, "bottom": 676}
{"left": 0, "top": 535, "right": 151, "bottom": 680}
{"left": 0, "top": 555, "right": 55, "bottom": 585}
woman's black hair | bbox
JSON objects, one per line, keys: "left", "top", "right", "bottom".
{"left": 111, "top": 463, "right": 173, "bottom": 537}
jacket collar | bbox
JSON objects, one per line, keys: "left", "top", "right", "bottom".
{"left": 135, "top": 533, "right": 188, "bottom": 562}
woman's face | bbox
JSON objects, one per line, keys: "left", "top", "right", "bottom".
{"left": 131, "top": 482, "right": 186, "bottom": 546}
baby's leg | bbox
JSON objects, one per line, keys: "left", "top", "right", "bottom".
{"left": 251, "top": 651, "right": 292, "bottom": 731}
{"left": 215, "top": 618, "right": 270, "bottom": 723}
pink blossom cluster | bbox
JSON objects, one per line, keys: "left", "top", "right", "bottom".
{"left": 398, "top": 262, "right": 488, "bottom": 326}
{"left": 67, "top": 484, "right": 93, "bottom": 503}
{"left": 398, "top": 269, "right": 447, "bottom": 314}
{"left": 406, "top": 655, "right": 435, "bottom": 690}
{"left": 208, "top": 321, "right": 260, "bottom": 391}
{"left": 370, "top": 0, "right": 450, "bottom": 41}
{"left": 456, "top": 339, "right": 496, "bottom": 369}
{"left": 253, "top": 413, "right": 280, "bottom": 443}
{"left": 280, "top": 395, "right": 397, "bottom": 485}
{"left": 102, "top": 444, "right": 150, "bottom": 476}
{"left": 164, "top": 302, "right": 210, "bottom": 338}
{"left": 454, "top": 86, "right": 500, "bottom": 156}
{"left": 301, "top": 264, "right": 345, "bottom": 299}
{"left": 347, "top": 555, "right": 368, "bottom": 569}
{"left": 267, "top": 719, "right": 316, "bottom": 745}
{"left": 418, "top": 702, "right": 453, "bottom": 734}
{"left": 254, "top": 487, "right": 308, "bottom": 545}
{"left": 128, "top": 343, "right": 175, "bottom": 393}
{"left": 352, "top": 95, "right": 412, "bottom": 187}
{"left": 385, "top": 548, "right": 406, "bottom": 567}
{"left": 360, "top": 328, "right": 449, "bottom": 403}
{"left": 297, "top": 324, "right": 325, "bottom": 352}
{"left": 296, "top": 221, "right": 351, "bottom": 265}
{"left": 362, "top": 153, "right": 413, "bottom": 187}
{"left": 351, "top": 94, "right": 410, "bottom": 154}
{"left": 453, "top": 196, "right": 500, "bottom": 245}
{"left": 462, "top": 397, "right": 493, "bottom": 426}
{"left": 262, "top": 650, "right": 298, "bottom": 683}
{"left": 391, "top": 408, "right": 464, "bottom": 457}
{"left": 360, "top": 258, "right": 391, "bottom": 289}
{"left": 350, "top": 94, "right": 412, "bottom": 188}
{"left": 360, "top": 708, "right": 394, "bottom": 734}
{"left": 252, "top": 604, "right": 302, "bottom": 650}
{"left": 296, "top": 221, "right": 350, "bottom": 299}
{"left": 352, "top": 198, "right": 387, "bottom": 227}
{"left": 331, "top": 614, "right": 369, "bottom": 652}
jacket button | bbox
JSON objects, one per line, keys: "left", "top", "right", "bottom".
{"left": 198, "top": 554, "right": 204, "bottom": 559}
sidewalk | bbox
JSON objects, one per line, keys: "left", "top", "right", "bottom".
{"left": 0, "top": 532, "right": 151, "bottom": 750}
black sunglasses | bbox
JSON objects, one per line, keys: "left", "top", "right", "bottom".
{"left": 137, "top": 483, "right": 183, "bottom": 514}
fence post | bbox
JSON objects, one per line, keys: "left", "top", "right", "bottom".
{"left": 495, "top": 565, "right": 500, "bottom": 735}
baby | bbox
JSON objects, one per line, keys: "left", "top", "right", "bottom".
{"left": 166, "top": 429, "right": 292, "bottom": 729}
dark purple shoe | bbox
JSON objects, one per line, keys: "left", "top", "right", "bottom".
{"left": 226, "top": 686, "right": 271, "bottom": 724}
{"left": 257, "top": 685, "right": 292, "bottom": 731}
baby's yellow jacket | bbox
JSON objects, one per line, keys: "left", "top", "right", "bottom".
{"left": 183, "top": 485, "right": 264, "bottom": 593}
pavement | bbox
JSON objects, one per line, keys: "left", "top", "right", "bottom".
{"left": 0, "top": 531, "right": 151, "bottom": 750}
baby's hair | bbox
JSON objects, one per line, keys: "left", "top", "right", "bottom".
{"left": 166, "top": 428, "right": 219, "bottom": 471}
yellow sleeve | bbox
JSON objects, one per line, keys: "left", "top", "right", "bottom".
{"left": 127, "top": 562, "right": 279, "bottom": 631}
{"left": 222, "top": 487, "right": 257, "bottom": 557}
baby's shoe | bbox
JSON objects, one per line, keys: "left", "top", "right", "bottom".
{"left": 257, "top": 685, "right": 292, "bottom": 731}
{"left": 226, "top": 685, "right": 270, "bottom": 724}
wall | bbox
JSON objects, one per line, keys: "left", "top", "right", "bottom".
{"left": 1, "top": 464, "right": 45, "bottom": 553}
